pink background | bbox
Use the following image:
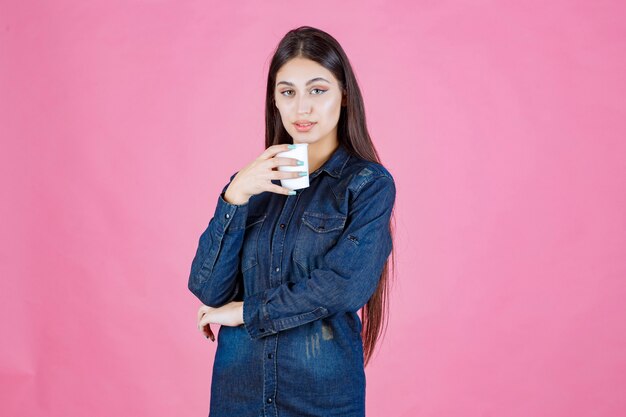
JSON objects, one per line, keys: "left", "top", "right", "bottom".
{"left": 2, "top": 1, "right": 625, "bottom": 416}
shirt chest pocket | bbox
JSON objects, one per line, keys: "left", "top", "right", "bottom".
{"left": 293, "top": 211, "right": 347, "bottom": 274}
{"left": 241, "top": 214, "right": 267, "bottom": 273}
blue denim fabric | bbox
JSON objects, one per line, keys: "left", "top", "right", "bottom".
{"left": 188, "top": 144, "right": 395, "bottom": 417}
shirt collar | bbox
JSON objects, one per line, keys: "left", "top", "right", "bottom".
{"left": 309, "top": 143, "right": 351, "bottom": 180}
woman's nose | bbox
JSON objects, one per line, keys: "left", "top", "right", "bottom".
{"left": 297, "top": 97, "right": 312, "bottom": 114}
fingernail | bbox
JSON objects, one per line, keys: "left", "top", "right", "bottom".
{"left": 298, "top": 172, "right": 307, "bottom": 176}
{"left": 297, "top": 160, "right": 304, "bottom": 165}
{"left": 288, "top": 144, "right": 296, "bottom": 149}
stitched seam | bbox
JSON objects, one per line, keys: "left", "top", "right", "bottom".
{"left": 353, "top": 173, "right": 392, "bottom": 199}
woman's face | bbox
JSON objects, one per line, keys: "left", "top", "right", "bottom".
{"left": 274, "top": 57, "right": 345, "bottom": 146}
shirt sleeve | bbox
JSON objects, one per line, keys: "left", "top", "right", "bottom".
{"left": 188, "top": 171, "right": 249, "bottom": 307}
{"left": 242, "top": 174, "right": 396, "bottom": 340}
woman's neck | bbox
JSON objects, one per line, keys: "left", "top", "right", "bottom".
{"left": 306, "top": 139, "right": 339, "bottom": 174}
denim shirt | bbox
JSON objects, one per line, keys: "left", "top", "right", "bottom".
{"left": 188, "top": 143, "right": 396, "bottom": 417}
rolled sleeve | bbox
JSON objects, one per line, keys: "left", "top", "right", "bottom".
{"left": 243, "top": 174, "right": 395, "bottom": 340}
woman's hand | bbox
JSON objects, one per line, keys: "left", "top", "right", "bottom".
{"left": 197, "top": 301, "right": 245, "bottom": 342}
{"left": 224, "top": 143, "right": 307, "bottom": 205}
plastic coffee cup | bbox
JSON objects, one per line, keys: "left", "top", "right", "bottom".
{"left": 276, "top": 143, "right": 309, "bottom": 190}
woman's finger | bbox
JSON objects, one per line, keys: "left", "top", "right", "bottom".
{"left": 259, "top": 143, "right": 293, "bottom": 160}
{"left": 267, "top": 183, "right": 297, "bottom": 196}
{"left": 270, "top": 156, "right": 301, "bottom": 168}
{"left": 198, "top": 312, "right": 215, "bottom": 341}
{"left": 197, "top": 305, "right": 209, "bottom": 328}
{"left": 203, "top": 324, "right": 215, "bottom": 341}
{"left": 272, "top": 170, "right": 307, "bottom": 180}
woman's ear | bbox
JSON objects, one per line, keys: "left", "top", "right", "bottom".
{"left": 341, "top": 90, "right": 347, "bottom": 106}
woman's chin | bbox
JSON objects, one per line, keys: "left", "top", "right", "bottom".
{"left": 290, "top": 136, "right": 316, "bottom": 145}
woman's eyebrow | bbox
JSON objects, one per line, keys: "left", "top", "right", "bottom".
{"left": 276, "top": 77, "right": 331, "bottom": 87}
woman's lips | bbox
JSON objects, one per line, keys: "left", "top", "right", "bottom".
{"left": 294, "top": 122, "right": 316, "bottom": 132}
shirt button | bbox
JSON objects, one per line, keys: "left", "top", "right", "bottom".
{"left": 267, "top": 398, "right": 273, "bottom": 404}
{"left": 275, "top": 267, "right": 280, "bottom": 272}
{"left": 268, "top": 353, "right": 273, "bottom": 359}
{"left": 225, "top": 213, "right": 230, "bottom": 219}
{"left": 279, "top": 223, "right": 285, "bottom": 229}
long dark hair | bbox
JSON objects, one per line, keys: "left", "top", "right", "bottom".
{"left": 264, "top": 26, "right": 397, "bottom": 367}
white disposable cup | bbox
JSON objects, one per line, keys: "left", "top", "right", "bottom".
{"left": 276, "top": 143, "right": 309, "bottom": 190}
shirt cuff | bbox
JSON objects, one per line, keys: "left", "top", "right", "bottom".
{"left": 215, "top": 191, "right": 249, "bottom": 234}
{"left": 243, "top": 291, "right": 276, "bottom": 339}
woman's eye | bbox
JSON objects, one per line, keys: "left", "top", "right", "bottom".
{"left": 280, "top": 88, "right": 327, "bottom": 97}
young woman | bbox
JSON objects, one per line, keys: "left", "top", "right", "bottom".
{"left": 188, "top": 26, "right": 397, "bottom": 417}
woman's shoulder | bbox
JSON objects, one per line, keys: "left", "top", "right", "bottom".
{"left": 342, "top": 153, "right": 395, "bottom": 192}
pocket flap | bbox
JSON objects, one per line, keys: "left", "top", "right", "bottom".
{"left": 301, "top": 212, "right": 346, "bottom": 233}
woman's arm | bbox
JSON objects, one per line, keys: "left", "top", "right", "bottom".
{"left": 188, "top": 171, "right": 248, "bottom": 307}
{"left": 242, "top": 172, "right": 396, "bottom": 340}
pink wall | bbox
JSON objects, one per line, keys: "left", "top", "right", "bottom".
{"left": 2, "top": 1, "right": 625, "bottom": 416}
